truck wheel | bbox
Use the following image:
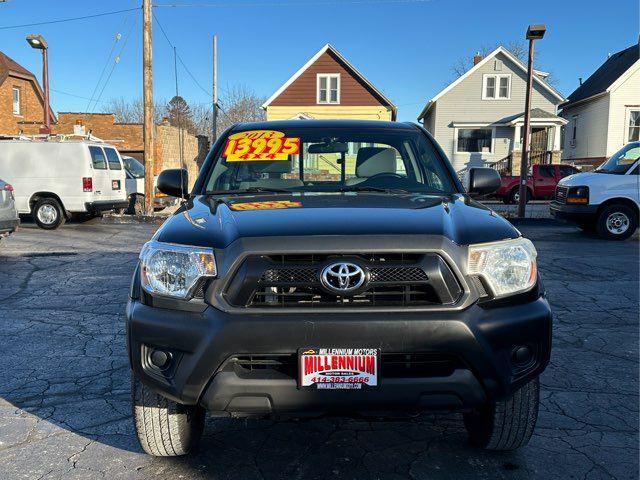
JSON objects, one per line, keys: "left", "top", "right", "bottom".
{"left": 132, "top": 374, "right": 205, "bottom": 456}
{"left": 509, "top": 188, "right": 530, "bottom": 205}
{"left": 33, "top": 198, "right": 65, "bottom": 230}
{"left": 596, "top": 204, "right": 638, "bottom": 240}
{"left": 463, "top": 376, "right": 539, "bottom": 451}
{"left": 128, "top": 195, "right": 145, "bottom": 215}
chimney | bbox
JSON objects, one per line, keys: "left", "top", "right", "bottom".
{"left": 473, "top": 52, "right": 483, "bottom": 65}
{"left": 579, "top": 77, "right": 583, "bottom": 86}
{"left": 161, "top": 117, "right": 170, "bottom": 126}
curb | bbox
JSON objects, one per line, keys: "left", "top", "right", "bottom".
{"left": 100, "top": 214, "right": 168, "bottom": 225}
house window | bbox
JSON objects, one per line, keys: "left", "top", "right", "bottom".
{"left": 570, "top": 115, "right": 578, "bottom": 147}
{"left": 627, "top": 109, "right": 640, "bottom": 142}
{"left": 317, "top": 74, "right": 340, "bottom": 104}
{"left": 456, "top": 128, "right": 493, "bottom": 153}
{"left": 482, "top": 74, "right": 511, "bottom": 100}
{"left": 12, "top": 87, "right": 21, "bottom": 115}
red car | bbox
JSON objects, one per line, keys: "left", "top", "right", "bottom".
{"left": 496, "top": 164, "right": 580, "bottom": 204}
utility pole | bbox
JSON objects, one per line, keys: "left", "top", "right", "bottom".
{"left": 211, "top": 34, "right": 218, "bottom": 142}
{"left": 142, "top": 0, "right": 155, "bottom": 216}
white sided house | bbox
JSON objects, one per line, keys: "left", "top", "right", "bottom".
{"left": 561, "top": 41, "right": 640, "bottom": 168}
{"left": 418, "top": 46, "right": 566, "bottom": 175}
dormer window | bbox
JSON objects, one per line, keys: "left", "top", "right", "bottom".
{"left": 317, "top": 74, "right": 340, "bottom": 104}
{"left": 482, "top": 74, "right": 511, "bottom": 100}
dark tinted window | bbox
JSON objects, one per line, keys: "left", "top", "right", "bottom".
{"left": 559, "top": 165, "right": 577, "bottom": 177}
{"left": 104, "top": 148, "right": 122, "bottom": 170}
{"left": 89, "top": 146, "right": 107, "bottom": 170}
{"left": 538, "top": 166, "right": 555, "bottom": 177}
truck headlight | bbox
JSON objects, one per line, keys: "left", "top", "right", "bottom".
{"left": 468, "top": 238, "right": 537, "bottom": 298}
{"left": 139, "top": 241, "right": 216, "bottom": 299}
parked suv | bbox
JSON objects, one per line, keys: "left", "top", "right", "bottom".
{"left": 0, "top": 177, "right": 19, "bottom": 242}
{"left": 127, "top": 120, "right": 551, "bottom": 456}
{"left": 551, "top": 142, "right": 639, "bottom": 240}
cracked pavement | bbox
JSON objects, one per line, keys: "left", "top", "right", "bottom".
{"left": 0, "top": 220, "right": 637, "bottom": 479}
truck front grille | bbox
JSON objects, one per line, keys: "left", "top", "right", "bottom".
{"left": 555, "top": 185, "right": 568, "bottom": 203}
{"left": 223, "top": 253, "right": 462, "bottom": 309}
{"left": 224, "top": 353, "right": 464, "bottom": 379}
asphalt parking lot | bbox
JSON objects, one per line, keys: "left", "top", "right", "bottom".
{"left": 0, "top": 219, "right": 637, "bottom": 479}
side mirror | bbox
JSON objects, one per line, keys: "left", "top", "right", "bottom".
{"left": 157, "top": 168, "right": 188, "bottom": 198}
{"left": 468, "top": 167, "right": 501, "bottom": 195}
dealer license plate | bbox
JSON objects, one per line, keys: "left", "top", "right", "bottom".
{"left": 299, "top": 348, "right": 379, "bottom": 389}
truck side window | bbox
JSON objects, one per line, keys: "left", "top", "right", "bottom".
{"left": 559, "top": 166, "right": 577, "bottom": 178}
{"left": 538, "top": 166, "right": 554, "bottom": 177}
{"left": 89, "top": 146, "right": 107, "bottom": 170}
{"left": 104, "top": 148, "right": 122, "bottom": 170}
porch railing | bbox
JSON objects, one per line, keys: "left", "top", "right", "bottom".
{"left": 489, "top": 150, "right": 553, "bottom": 175}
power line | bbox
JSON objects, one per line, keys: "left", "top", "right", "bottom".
{"left": 0, "top": 7, "right": 140, "bottom": 30}
{"left": 91, "top": 15, "right": 138, "bottom": 112}
{"left": 153, "top": 12, "right": 212, "bottom": 97}
{"left": 86, "top": 8, "right": 137, "bottom": 112}
{"left": 154, "top": 0, "right": 430, "bottom": 7}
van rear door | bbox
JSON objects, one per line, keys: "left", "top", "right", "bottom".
{"left": 104, "top": 146, "right": 126, "bottom": 201}
{"left": 88, "top": 146, "right": 110, "bottom": 202}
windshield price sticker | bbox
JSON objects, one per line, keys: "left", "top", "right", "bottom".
{"left": 229, "top": 200, "right": 302, "bottom": 211}
{"left": 223, "top": 130, "right": 300, "bottom": 161}
{"left": 299, "top": 348, "right": 379, "bottom": 389}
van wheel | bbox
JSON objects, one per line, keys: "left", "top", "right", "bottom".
{"left": 33, "top": 198, "right": 65, "bottom": 230}
{"left": 596, "top": 204, "right": 638, "bottom": 240}
{"left": 463, "top": 376, "right": 539, "bottom": 450}
{"left": 132, "top": 373, "right": 205, "bottom": 456}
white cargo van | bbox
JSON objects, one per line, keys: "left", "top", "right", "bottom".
{"left": 551, "top": 141, "right": 639, "bottom": 240}
{"left": 0, "top": 139, "right": 128, "bottom": 229}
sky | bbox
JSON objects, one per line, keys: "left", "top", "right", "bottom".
{"left": 0, "top": 0, "right": 638, "bottom": 122}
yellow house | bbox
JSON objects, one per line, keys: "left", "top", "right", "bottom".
{"left": 262, "top": 44, "right": 396, "bottom": 121}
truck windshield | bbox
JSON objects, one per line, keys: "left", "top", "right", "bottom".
{"left": 123, "top": 157, "right": 145, "bottom": 179}
{"left": 204, "top": 126, "right": 457, "bottom": 195}
{"left": 595, "top": 143, "right": 640, "bottom": 174}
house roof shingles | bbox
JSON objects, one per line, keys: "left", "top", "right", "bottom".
{"left": 0, "top": 51, "right": 35, "bottom": 84}
{"left": 563, "top": 42, "right": 640, "bottom": 108}
{"left": 0, "top": 51, "right": 55, "bottom": 123}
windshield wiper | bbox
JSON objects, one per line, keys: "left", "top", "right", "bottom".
{"left": 206, "top": 187, "right": 294, "bottom": 195}
{"left": 337, "top": 186, "right": 413, "bottom": 194}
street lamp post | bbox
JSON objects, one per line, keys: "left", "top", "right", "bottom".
{"left": 26, "top": 34, "right": 51, "bottom": 135}
{"left": 517, "top": 24, "right": 546, "bottom": 218}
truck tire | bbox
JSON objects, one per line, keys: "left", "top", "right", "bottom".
{"left": 132, "top": 373, "right": 205, "bottom": 456}
{"left": 596, "top": 204, "right": 638, "bottom": 241}
{"left": 127, "top": 194, "right": 145, "bottom": 215}
{"left": 509, "top": 187, "right": 530, "bottom": 205}
{"left": 463, "top": 376, "right": 539, "bottom": 450}
{"left": 33, "top": 197, "right": 65, "bottom": 230}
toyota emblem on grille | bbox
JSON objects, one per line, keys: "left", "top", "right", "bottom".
{"left": 320, "top": 262, "right": 367, "bottom": 293}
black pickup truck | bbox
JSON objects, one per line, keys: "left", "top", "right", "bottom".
{"left": 126, "top": 120, "right": 551, "bottom": 456}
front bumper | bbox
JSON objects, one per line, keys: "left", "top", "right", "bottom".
{"left": 0, "top": 217, "right": 19, "bottom": 235}
{"left": 550, "top": 201, "right": 598, "bottom": 224}
{"left": 126, "top": 293, "right": 552, "bottom": 416}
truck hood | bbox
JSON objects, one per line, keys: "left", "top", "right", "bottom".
{"left": 155, "top": 193, "right": 520, "bottom": 249}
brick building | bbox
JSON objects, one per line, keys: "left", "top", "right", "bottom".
{"left": 0, "top": 51, "right": 55, "bottom": 133}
